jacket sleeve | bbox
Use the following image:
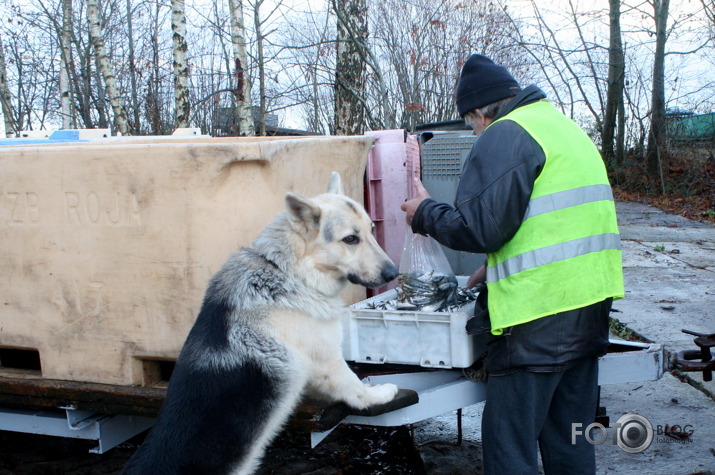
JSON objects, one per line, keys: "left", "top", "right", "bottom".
{"left": 412, "top": 120, "right": 545, "bottom": 254}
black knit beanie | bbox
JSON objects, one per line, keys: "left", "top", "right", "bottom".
{"left": 456, "top": 54, "right": 521, "bottom": 117}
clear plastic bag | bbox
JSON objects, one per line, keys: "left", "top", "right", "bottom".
{"left": 396, "top": 232, "right": 458, "bottom": 311}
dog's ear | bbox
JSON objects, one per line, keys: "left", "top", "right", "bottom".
{"left": 326, "top": 172, "right": 345, "bottom": 195}
{"left": 285, "top": 192, "right": 321, "bottom": 231}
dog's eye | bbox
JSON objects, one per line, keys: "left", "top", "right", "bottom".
{"left": 342, "top": 235, "right": 360, "bottom": 245}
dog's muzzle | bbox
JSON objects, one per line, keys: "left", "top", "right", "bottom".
{"left": 348, "top": 262, "right": 398, "bottom": 288}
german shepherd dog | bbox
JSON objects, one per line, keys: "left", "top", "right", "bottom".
{"left": 123, "top": 172, "right": 399, "bottom": 474}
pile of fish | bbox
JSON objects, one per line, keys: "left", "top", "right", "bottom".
{"left": 361, "top": 271, "right": 455, "bottom": 312}
{"left": 365, "top": 273, "right": 484, "bottom": 312}
{"left": 396, "top": 271, "right": 458, "bottom": 311}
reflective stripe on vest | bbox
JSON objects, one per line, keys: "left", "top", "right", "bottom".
{"left": 523, "top": 184, "right": 614, "bottom": 220}
{"left": 486, "top": 232, "right": 621, "bottom": 283}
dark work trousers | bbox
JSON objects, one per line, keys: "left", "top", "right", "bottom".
{"left": 482, "top": 357, "right": 599, "bottom": 475}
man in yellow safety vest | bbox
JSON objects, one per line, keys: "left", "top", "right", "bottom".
{"left": 401, "top": 54, "right": 624, "bottom": 475}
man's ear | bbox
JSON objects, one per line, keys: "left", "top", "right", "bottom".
{"left": 326, "top": 171, "right": 345, "bottom": 195}
{"left": 285, "top": 192, "right": 321, "bottom": 231}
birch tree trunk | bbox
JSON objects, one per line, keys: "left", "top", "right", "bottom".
{"left": 60, "top": 0, "right": 75, "bottom": 129}
{"left": 171, "top": 0, "right": 191, "bottom": 129}
{"left": 602, "top": 0, "right": 625, "bottom": 167}
{"left": 87, "top": 0, "right": 130, "bottom": 135}
{"left": 0, "top": 32, "right": 17, "bottom": 137}
{"left": 645, "top": 0, "right": 669, "bottom": 184}
{"left": 228, "top": 0, "right": 254, "bottom": 136}
{"left": 333, "top": 0, "right": 367, "bottom": 135}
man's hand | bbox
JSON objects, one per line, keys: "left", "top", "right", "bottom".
{"left": 466, "top": 265, "right": 487, "bottom": 288}
{"left": 400, "top": 176, "right": 431, "bottom": 225}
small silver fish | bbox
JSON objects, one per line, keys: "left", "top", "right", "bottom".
{"left": 395, "top": 271, "right": 459, "bottom": 312}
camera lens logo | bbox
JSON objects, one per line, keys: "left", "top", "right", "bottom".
{"left": 616, "top": 413, "right": 653, "bottom": 453}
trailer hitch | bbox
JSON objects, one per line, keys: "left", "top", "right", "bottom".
{"left": 676, "top": 329, "right": 715, "bottom": 382}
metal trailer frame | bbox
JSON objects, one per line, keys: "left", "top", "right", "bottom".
{"left": 0, "top": 340, "right": 662, "bottom": 453}
{"left": 312, "top": 340, "right": 663, "bottom": 446}
{"left": 0, "top": 406, "right": 154, "bottom": 454}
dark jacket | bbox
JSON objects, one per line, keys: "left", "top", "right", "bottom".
{"left": 411, "top": 85, "right": 611, "bottom": 375}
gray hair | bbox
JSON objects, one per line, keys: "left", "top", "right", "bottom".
{"left": 464, "top": 96, "right": 515, "bottom": 122}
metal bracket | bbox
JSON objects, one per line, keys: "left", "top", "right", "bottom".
{"left": 0, "top": 405, "right": 155, "bottom": 454}
{"left": 598, "top": 340, "right": 664, "bottom": 385}
{"left": 676, "top": 329, "right": 715, "bottom": 381}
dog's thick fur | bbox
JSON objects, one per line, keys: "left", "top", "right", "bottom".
{"left": 123, "top": 173, "right": 399, "bottom": 475}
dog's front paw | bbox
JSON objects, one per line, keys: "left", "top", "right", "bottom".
{"left": 364, "top": 382, "right": 399, "bottom": 406}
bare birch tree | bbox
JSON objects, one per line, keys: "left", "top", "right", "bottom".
{"left": 228, "top": 0, "right": 254, "bottom": 135}
{"left": 172, "top": 0, "right": 190, "bottom": 129}
{"left": 87, "top": 0, "right": 130, "bottom": 135}
{"left": 60, "top": 0, "right": 74, "bottom": 129}
{"left": 333, "top": 0, "right": 367, "bottom": 135}
{"left": 0, "top": 31, "right": 17, "bottom": 137}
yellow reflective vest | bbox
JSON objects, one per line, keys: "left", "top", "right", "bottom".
{"left": 485, "top": 100, "right": 625, "bottom": 335}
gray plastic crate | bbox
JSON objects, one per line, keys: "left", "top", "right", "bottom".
{"left": 420, "top": 131, "right": 485, "bottom": 275}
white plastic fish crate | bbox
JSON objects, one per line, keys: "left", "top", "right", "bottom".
{"left": 343, "top": 278, "right": 479, "bottom": 369}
